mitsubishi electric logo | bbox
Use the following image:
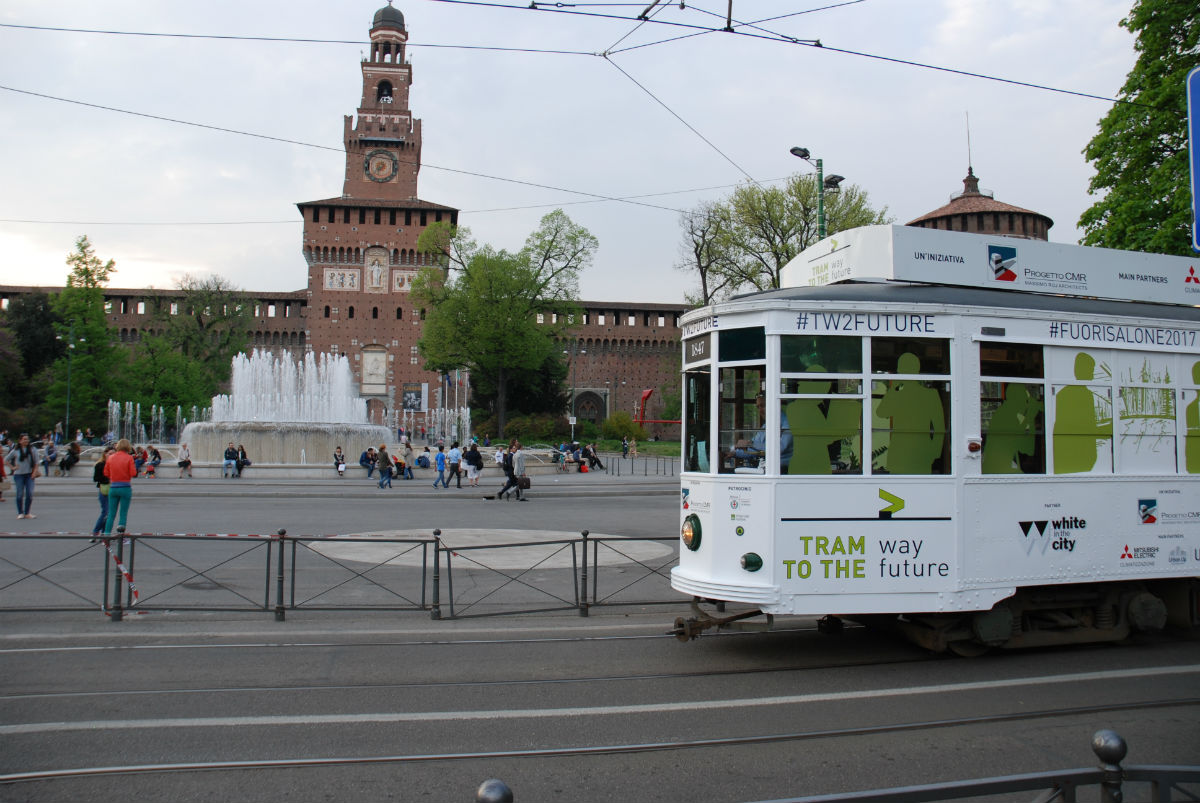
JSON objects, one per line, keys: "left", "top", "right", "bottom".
{"left": 1018, "top": 515, "right": 1085, "bottom": 555}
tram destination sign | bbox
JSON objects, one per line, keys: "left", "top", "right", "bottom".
{"left": 782, "top": 225, "right": 1200, "bottom": 307}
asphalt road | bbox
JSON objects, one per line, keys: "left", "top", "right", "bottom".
{"left": 2, "top": 471, "right": 1198, "bottom": 802}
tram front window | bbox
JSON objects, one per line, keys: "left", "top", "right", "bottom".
{"left": 718, "top": 366, "right": 780, "bottom": 473}
{"left": 683, "top": 368, "right": 711, "bottom": 472}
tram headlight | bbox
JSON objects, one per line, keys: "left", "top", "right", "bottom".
{"left": 740, "top": 552, "right": 763, "bottom": 572}
{"left": 681, "top": 514, "right": 702, "bottom": 551}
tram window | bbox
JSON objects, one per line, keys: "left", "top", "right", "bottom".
{"left": 782, "top": 373, "right": 863, "bottom": 475}
{"left": 683, "top": 368, "right": 712, "bottom": 473}
{"left": 781, "top": 335, "right": 860, "bottom": 374}
{"left": 718, "top": 327, "right": 765, "bottom": 362}
{"left": 980, "top": 342, "right": 1043, "bottom": 378}
{"left": 870, "top": 344, "right": 951, "bottom": 475}
{"left": 1049, "top": 348, "right": 1113, "bottom": 475}
{"left": 871, "top": 337, "right": 950, "bottom": 375}
{"left": 981, "top": 382, "right": 1046, "bottom": 474}
{"left": 718, "top": 365, "right": 776, "bottom": 474}
{"left": 1115, "top": 352, "right": 1176, "bottom": 473}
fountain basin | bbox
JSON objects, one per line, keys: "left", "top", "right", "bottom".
{"left": 180, "top": 421, "right": 393, "bottom": 468}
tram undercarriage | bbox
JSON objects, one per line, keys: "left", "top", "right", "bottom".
{"left": 672, "top": 579, "right": 1199, "bottom": 655}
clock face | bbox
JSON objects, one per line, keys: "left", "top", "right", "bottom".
{"left": 364, "top": 149, "right": 398, "bottom": 182}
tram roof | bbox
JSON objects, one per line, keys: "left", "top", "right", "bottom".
{"left": 735, "top": 281, "right": 1200, "bottom": 324}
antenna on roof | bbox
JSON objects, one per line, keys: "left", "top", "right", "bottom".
{"left": 965, "top": 110, "right": 973, "bottom": 171}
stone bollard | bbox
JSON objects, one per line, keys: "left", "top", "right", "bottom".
{"left": 476, "top": 778, "right": 513, "bottom": 802}
{"left": 1092, "top": 729, "right": 1127, "bottom": 803}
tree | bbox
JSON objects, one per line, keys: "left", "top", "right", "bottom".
{"left": 412, "top": 210, "right": 596, "bottom": 437}
{"left": 45, "top": 236, "right": 125, "bottom": 434}
{"left": 3, "top": 292, "right": 64, "bottom": 379}
{"left": 1078, "top": 0, "right": 1198, "bottom": 255}
{"left": 677, "top": 175, "right": 891, "bottom": 303}
{"left": 132, "top": 274, "right": 253, "bottom": 403}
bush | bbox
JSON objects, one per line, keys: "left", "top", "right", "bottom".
{"left": 601, "top": 411, "right": 646, "bottom": 441}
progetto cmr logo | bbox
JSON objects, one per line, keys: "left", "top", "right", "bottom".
{"left": 988, "top": 244, "right": 1018, "bottom": 282}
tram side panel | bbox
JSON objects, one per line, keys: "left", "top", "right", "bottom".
{"left": 963, "top": 476, "right": 1200, "bottom": 591}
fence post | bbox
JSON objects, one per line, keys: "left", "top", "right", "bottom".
{"left": 431, "top": 529, "right": 442, "bottom": 620}
{"left": 109, "top": 526, "right": 125, "bottom": 622}
{"left": 1093, "top": 729, "right": 1127, "bottom": 803}
{"left": 579, "top": 530, "right": 590, "bottom": 617}
{"left": 476, "top": 779, "right": 513, "bottom": 802}
{"left": 274, "top": 529, "right": 287, "bottom": 621}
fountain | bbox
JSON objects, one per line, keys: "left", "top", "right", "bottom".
{"left": 180, "top": 350, "right": 393, "bottom": 472}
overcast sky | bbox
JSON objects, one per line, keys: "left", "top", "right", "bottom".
{"left": 0, "top": 0, "right": 1135, "bottom": 304}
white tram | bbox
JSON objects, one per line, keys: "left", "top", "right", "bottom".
{"left": 673, "top": 225, "right": 1200, "bottom": 653}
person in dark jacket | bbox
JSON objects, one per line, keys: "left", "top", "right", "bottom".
{"left": 91, "top": 446, "right": 115, "bottom": 541}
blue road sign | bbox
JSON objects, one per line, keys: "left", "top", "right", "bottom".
{"left": 1189, "top": 65, "right": 1200, "bottom": 253}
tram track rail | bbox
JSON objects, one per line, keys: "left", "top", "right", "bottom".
{"left": 2, "top": 696, "right": 1196, "bottom": 785}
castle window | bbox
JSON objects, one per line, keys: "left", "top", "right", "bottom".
{"left": 324, "top": 305, "right": 331, "bottom": 318}
{"left": 420, "top": 210, "right": 427, "bottom": 227}
{"left": 374, "top": 209, "right": 381, "bottom": 225}
{"left": 312, "top": 208, "right": 319, "bottom": 223}
{"left": 396, "top": 307, "right": 403, "bottom": 320}
{"left": 389, "top": 210, "right": 396, "bottom": 226}
{"left": 372, "top": 307, "right": 379, "bottom": 319}
{"left": 376, "top": 80, "right": 393, "bottom": 104}
{"left": 359, "top": 209, "right": 366, "bottom": 225}
{"left": 343, "top": 208, "right": 350, "bottom": 224}
{"left": 327, "top": 208, "right": 334, "bottom": 223}
{"left": 348, "top": 306, "right": 355, "bottom": 319}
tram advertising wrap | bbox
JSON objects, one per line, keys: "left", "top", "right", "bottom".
{"left": 673, "top": 225, "right": 1199, "bottom": 653}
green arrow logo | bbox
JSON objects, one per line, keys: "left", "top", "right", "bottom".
{"left": 879, "top": 489, "right": 905, "bottom": 517}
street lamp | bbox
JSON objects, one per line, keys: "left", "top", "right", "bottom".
{"left": 789, "top": 146, "right": 845, "bottom": 240}
{"left": 55, "top": 323, "right": 85, "bottom": 440}
{"left": 563, "top": 342, "right": 586, "bottom": 442}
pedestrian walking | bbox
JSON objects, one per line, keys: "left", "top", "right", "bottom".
{"left": 497, "top": 440, "right": 521, "bottom": 500}
{"left": 432, "top": 445, "right": 448, "bottom": 488}
{"left": 465, "top": 442, "right": 483, "bottom": 487}
{"left": 448, "top": 441, "right": 462, "bottom": 488}
{"left": 377, "top": 444, "right": 393, "bottom": 488}
{"left": 621, "top": 436, "right": 629, "bottom": 459}
{"left": 401, "top": 442, "right": 415, "bottom": 480}
{"left": 513, "top": 441, "right": 528, "bottom": 501}
{"left": 5, "top": 434, "right": 41, "bottom": 519}
{"left": 103, "top": 439, "right": 137, "bottom": 537}
{"left": 91, "top": 446, "right": 114, "bottom": 540}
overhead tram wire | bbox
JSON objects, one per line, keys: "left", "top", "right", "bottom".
{"left": 603, "top": 58, "right": 758, "bottom": 184}
{"left": 0, "top": 84, "right": 687, "bottom": 216}
{"left": 3, "top": 11, "right": 1131, "bottom": 106}
{"left": 605, "top": 1, "right": 853, "bottom": 55}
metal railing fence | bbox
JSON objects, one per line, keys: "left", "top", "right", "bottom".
{"left": 0, "top": 529, "right": 681, "bottom": 621}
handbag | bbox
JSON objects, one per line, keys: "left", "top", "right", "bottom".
{"left": 518, "top": 476, "right": 531, "bottom": 490}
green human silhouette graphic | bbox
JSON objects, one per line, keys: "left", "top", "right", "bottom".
{"left": 1186, "top": 360, "right": 1200, "bottom": 474}
{"left": 982, "top": 383, "right": 1043, "bottom": 474}
{"left": 1053, "top": 351, "right": 1112, "bottom": 474}
{"left": 785, "top": 366, "right": 861, "bottom": 474}
{"left": 875, "top": 352, "right": 945, "bottom": 474}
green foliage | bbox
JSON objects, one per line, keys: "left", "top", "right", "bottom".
{"left": 1078, "top": 0, "right": 1198, "bottom": 255}
{"left": 45, "top": 237, "right": 125, "bottom": 433}
{"left": 3, "top": 292, "right": 64, "bottom": 379}
{"left": 601, "top": 411, "right": 647, "bottom": 441}
{"left": 412, "top": 210, "right": 596, "bottom": 437}
{"left": 677, "top": 174, "right": 891, "bottom": 302}
{"left": 144, "top": 275, "right": 253, "bottom": 396}
{"left": 123, "top": 333, "right": 216, "bottom": 412}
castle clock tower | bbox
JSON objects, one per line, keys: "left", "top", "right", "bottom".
{"left": 299, "top": 3, "right": 458, "bottom": 424}
{"left": 345, "top": 2, "right": 421, "bottom": 201}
